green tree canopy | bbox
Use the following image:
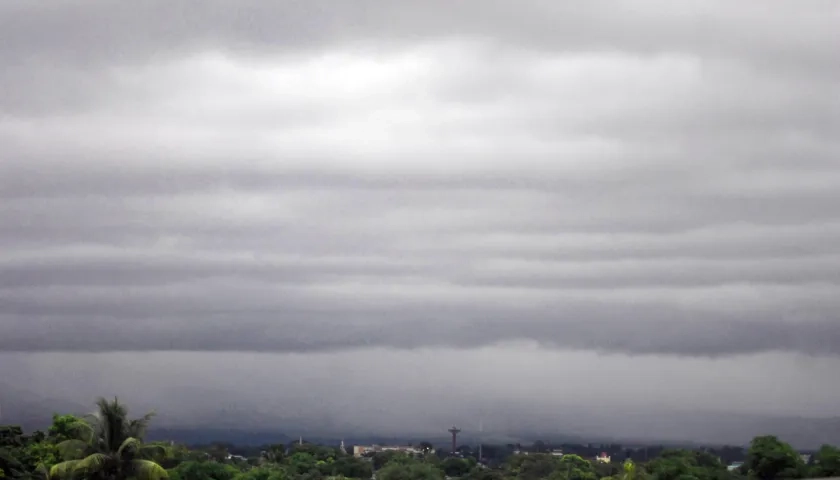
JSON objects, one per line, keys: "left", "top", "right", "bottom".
{"left": 49, "top": 397, "right": 169, "bottom": 480}
{"left": 327, "top": 456, "right": 370, "bottom": 479}
{"left": 168, "top": 461, "right": 240, "bottom": 480}
{"left": 441, "top": 457, "right": 471, "bottom": 477}
{"left": 47, "top": 416, "right": 87, "bottom": 445}
{"left": 550, "top": 454, "right": 598, "bottom": 480}
{"left": 810, "top": 445, "right": 840, "bottom": 478}
{"left": 232, "top": 465, "right": 288, "bottom": 480}
{"left": 745, "top": 436, "right": 805, "bottom": 480}
{"left": 645, "top": 449, "right": 730, "bottom": 480}
{"left": 376, "top": 461, "right": 443, "bottom": 480}
{"left": 464, "top": 467, "right": 504, "bottom": 480}
{"left": 506, "top": 453, "right": 562, "bottom": 480}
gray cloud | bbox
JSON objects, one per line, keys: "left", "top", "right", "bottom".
{"left": 1, "top": 1, "right": 839, "bottom": 364}
{"left": 4, "top": 1, "right": 840, "bottom": 440}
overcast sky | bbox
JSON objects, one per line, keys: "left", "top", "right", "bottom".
{"left": 1, "top": 1, "right": 840, "bottom": 444}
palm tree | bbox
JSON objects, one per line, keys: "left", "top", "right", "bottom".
{"left": 50, "top": 397, "right": 168, "bottom": 480}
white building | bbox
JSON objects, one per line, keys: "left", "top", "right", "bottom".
{"left": 595, "top": 452, "right": 611, "bottom": 463}
{"left": 353, "top": 445, "right": 424, "bottom": 458}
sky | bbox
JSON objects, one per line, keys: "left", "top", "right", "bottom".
{"left": 1, "top": 1, "right": 840, "bottom": 445}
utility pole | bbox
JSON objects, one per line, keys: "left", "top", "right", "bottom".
{"left": 478, "top": 419, "right": 483, "bottom": 463}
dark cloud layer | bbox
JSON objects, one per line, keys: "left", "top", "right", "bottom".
{"left": 2, "top": 315, "right": 840, "bottom": 358}
{"left": 1, "top": 0, "right": 840, "bottom": 362}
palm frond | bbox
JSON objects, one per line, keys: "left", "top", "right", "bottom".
{"left": 127, "top": 412, "right": 156, "bottom": 439}
{"left": 32, "top": 463, "right": 50, "bottom": 480}
{"left": 79, "top": 413, "right": 102, "bottom": 445}
{"left": 139, "top": 444, "right": 170, "bottom": 461}
{"left": 75, "top": 453, "right": 109, "bottom": 476}
{"left": 117, "top": 438, "right": 142, "bottom": 458}
{"left": 67, "top": 419, "right": 96, "bottom": 443}
{"left": 49, "top": 460, "right": 80, "bottom": 480}
{"left": 131, "top": 460, "right": 169, "bottom": 480}
{"left": 56, "top": 440, "right": 89, "bottom": 461}
{"left": 95, "top": 397, "right": 129, "bottom": 452}
{"left": 81, "top": 412, "right": 100, "bottom": 429}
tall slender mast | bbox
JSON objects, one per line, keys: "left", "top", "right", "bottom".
{"left": 448, "top": 426, "right": 461, "bottom": 454}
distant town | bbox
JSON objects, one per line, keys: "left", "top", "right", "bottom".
{"left": 2, "top": 398, "right": 839, "bottom": 480}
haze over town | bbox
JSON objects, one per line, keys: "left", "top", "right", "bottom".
{"left": 1, "top": 1, "right": 839, "bottom": 447}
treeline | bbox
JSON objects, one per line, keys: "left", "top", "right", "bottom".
{"left": 449, "top": 442, "right": 749, "bottom": 466}
{"left": 2, "top": 398, "right": 839, "bottom": 480}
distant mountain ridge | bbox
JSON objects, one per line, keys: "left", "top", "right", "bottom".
{"left": 0, "top": 384, "right": 89, "bottom": 429}
{"left": 3, "top": 384, "right": 838, "bottom": 448}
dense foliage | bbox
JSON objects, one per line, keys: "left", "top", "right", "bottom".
{"left": 2, "top": 399, "right": 839, "bottom": 480}
{"left": 49, "top": 397, "right": 169, "bottom": 480}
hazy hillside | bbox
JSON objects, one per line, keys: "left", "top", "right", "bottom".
{"left": 4, "top": 384, "right": 838, "bottom": 448}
